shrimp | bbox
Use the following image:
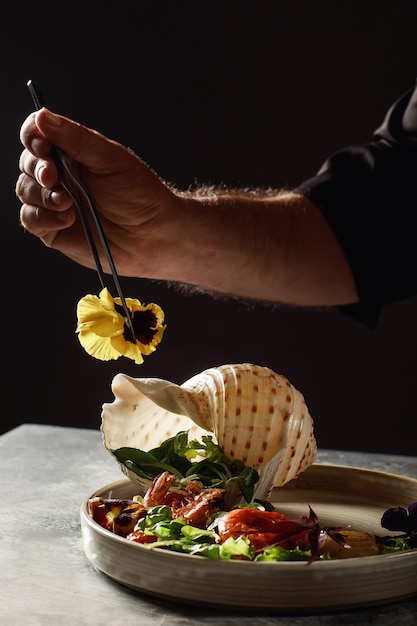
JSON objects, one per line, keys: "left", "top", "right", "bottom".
{"left": 143, "top": 471, "right": 202, "bottom": 507}
{"left": 173, "top": 488, "right": 225, "bottom": 528}
{"left": 143, "top": 471, "right": 177, "bottom": 506}
{"left": 217, "top": 508, "right": 309, "bottom": 550}
{"left": 143, "top": 471, "right": 225, "bottom": 528}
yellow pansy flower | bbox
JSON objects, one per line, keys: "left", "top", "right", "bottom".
{"left": 76, "top": 288, "right": 166, "bottom": 365}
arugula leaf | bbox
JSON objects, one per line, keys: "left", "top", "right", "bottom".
{"left": 113, "top": 447, "right": 184, "bottom": 479}
{"left": 237, "top": 466, "right": 259, "bottom": 502}
{"left": 180, "top": 524, "right": 217, "bottom": 543}
{"left": 216, "top": 536, "right": 254, "bottom": 560}
{"left": 254, "top": 499, "right": 276, "bottom": 512}
{"left": 255, "top": 546, "right": 312, "bottom": 562}
{"left": 379, "top": 537, "right": 410, "bottom": 553}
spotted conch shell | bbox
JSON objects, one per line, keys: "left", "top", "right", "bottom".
{"left": 101, "top": 363, "right": 317, "bottom": 500}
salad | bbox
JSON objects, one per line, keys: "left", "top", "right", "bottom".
{"left": 89, "top": 432, "right": 417, "bottom": 563}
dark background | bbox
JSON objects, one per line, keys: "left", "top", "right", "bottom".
{"left": 3, "top": 1, "right": 417, "bottom": 455}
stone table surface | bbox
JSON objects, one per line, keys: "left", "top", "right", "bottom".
{"left": 1, "top": 423, "right": 417, "bottom": 625}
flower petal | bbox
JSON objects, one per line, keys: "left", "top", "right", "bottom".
{"left": 408, "top": 501, "right": 417, "bottom": 523}
{"left": 111, "top": 335, "right": 144, "bottom": 365}
{"left": 132, "top": 304, "right": 166, "bottom": 353}
{"left": 381, "top": 506, "right": 409, "bottom": 532}
{"left": 78, "top": 330, "right": 122, "bottom": 361}
{"left": 77, "top": 288, "right": 125, "bottom": 337}
{"left": 77, "top": 316, "right": 124, "bottom": 338}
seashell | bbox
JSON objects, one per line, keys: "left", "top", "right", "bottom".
{"left": 101, "top": 363, "right": 317, "bottom": 500}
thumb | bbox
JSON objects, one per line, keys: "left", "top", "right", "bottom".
{"left": 35, "top": 108, "right": 118, "bottom": 171}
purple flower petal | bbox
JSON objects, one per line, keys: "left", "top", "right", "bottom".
{"left": 381, "top": 502, "right": 417, "bottom": 534}
{"left": 408, "top": 501, "right": 417, "bottom": 521}
{"left": 381, "top": 506, "right": 409, "bottom": 532}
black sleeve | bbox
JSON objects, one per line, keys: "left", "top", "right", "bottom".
{"left": 296, "top": 81, "right": 417, "bottom": 328}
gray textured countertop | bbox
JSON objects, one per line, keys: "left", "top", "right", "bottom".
{"left": 1, "top": 423, "right": 416, "bottom": 625}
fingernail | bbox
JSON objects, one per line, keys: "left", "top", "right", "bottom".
{"left": 30, "top": 137, "right": 44, "bottom": 155}
{"left": 51, "top": 191, "right": 62, "bottom": 205}
{"left": 35, "top": 162, "right": 46, "bottom": 184}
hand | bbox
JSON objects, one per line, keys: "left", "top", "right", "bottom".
{"left": 16, "top": 108, "right": 180, "bottom": 277}
{"left": 16, "top": 109, "right": 358, "bottom": 306}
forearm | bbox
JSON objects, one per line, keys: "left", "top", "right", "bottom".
{"left": 145, "top": 188, "right": 359, "bottom": 307}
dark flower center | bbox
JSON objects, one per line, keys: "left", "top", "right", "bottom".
{"left": 116, "top": 304, "right": 159, "bottom": 345}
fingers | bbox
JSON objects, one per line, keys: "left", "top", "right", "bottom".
{"left": 19, "top": 202, "right": 76, "bottom": 245}
{"left": 16, "top": 146, "right": 73, "bottom": 214}
{"left": 18, "top": 115, "right": 66, "bottom": 221}
{"left": 20, "top": 108, "right": 119, "bottom": 169}
{"left": 16, "top": 170, "right": 71, "bottom": 210}
{"left": 18, "top": 148, "right": 59, "bottom": 189}
{"left": 17, "top": 171, "right": 75, "bottom": 239}
{"left": 34, "top": 108, "right": 121, "bottom": 169}
{"left": 16, "top": 148, "right": 75, "bottom": 238}
{"left": 20, "top": 111, "right": 52, "bottom": 158}
{"left": 17, "top": 109, "right": 112, "bottom": 246}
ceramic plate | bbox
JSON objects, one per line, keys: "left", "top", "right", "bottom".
{"left": 80, "top": 464, "right": 417, "bottom": 611}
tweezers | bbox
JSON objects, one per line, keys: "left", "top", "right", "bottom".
{"left": 27, "top": 80, "right": 136, "bottom": 341}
